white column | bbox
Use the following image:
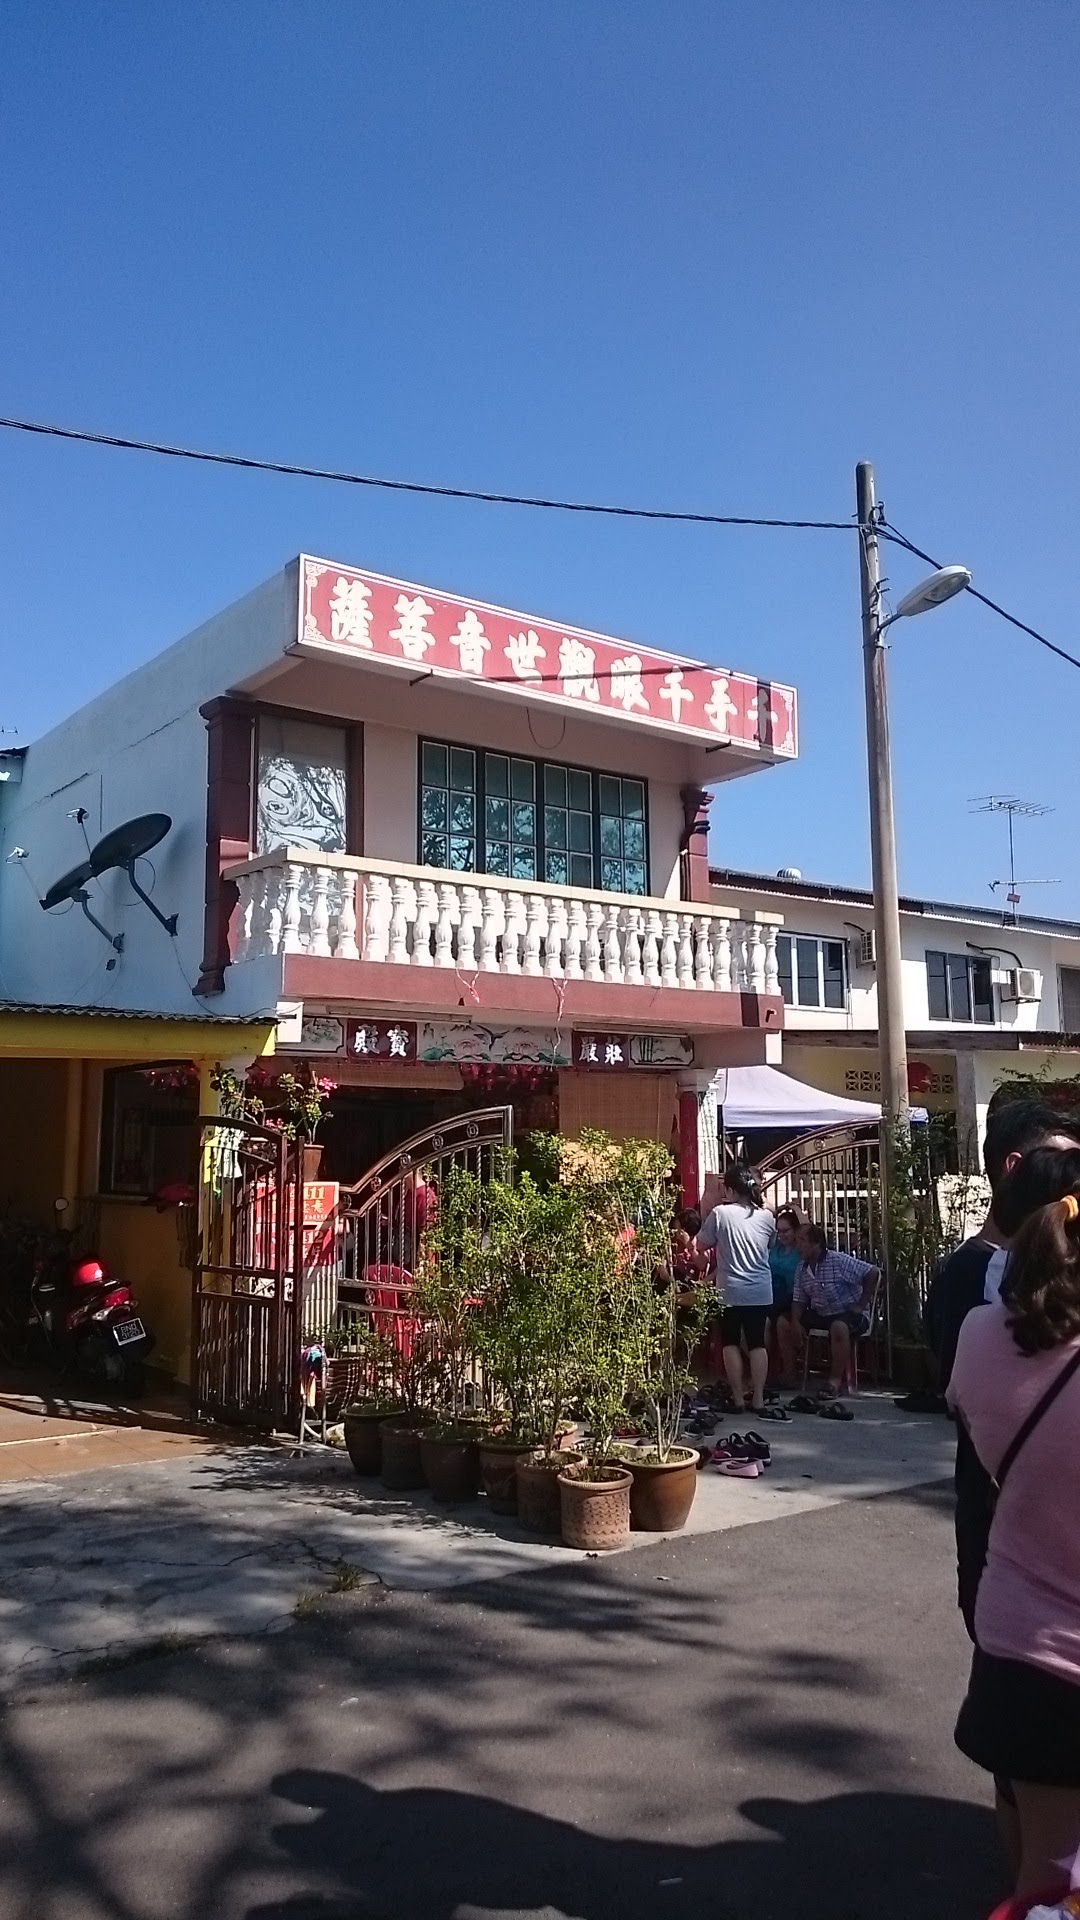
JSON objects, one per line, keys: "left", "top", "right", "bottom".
{"left": 363, "top": 874, "right": 390, "bottom": 963}
{"left": 545, "top": 897, "right": 567, "bottom": 978}
{"left": 388, "top": 878, "right": 410, "bottom": 964}
{"left": 584, "top": 902, "right": 605, "bottom": 982}
{"left": 479, "top": 889, "right": 501, "bottom": 972}
{"left": 763, "top": 924, "right": 779, "bottom": 997}
{"left": 660, "top": 911, "right": 679, "bottom": 989}
{"left": 712, "top": 917, "right": 732, "bottom": 992}
{"left": 623, "top": 907, "right": 643, "bottom": 985}
{"left": 564, "top": 899, "right": 586, "bottom": 980}
{"left": 602, "top": 904, "right": 623, "bottom": 981}
{"left": 412, "top": 880, "right": 436, "bottom": 965}
{"left": 748, "top": 919, "right": 767, "bottom": 994}
{"left": 459, "top": 886, "right": 481, "bottom": 969}
{"left": 281, "top": 864, "right": 304, "bottom": 955}
{"left": 694, "top": 915, "right": 713, "bottom": 989}
{"left": 643, "top": 909, "right": 663, "bottom": 987}
{"left": 335, "top": 871, "right": 360, "bottom": 960}
{"left": 434, "top": 884, "right": 457, "bottom": 967}
{"left": 523, "top": 895, "right": 546, "bottom": 976}
{"left": 677, "top": 913, "right": 695, "bottom": 990}
{"left": 232, "top": 872, "right": 255, "bottom": 962}
{"left": 264, "top": 871, "right": 283, "bottom": 956}
{"left": 501, "top": 893, "right": 524, "bottom": 973}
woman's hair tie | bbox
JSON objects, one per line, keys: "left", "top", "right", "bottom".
{"left": 1061, "top": 1194, "right": 1080, "bottom": 1223}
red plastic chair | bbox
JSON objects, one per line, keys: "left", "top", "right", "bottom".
{"left": 363, "top": 1263, "right": 418, "bottom": 1359}
{"left": 987, "top": 1885, "right": 1070, "bottom": 1919}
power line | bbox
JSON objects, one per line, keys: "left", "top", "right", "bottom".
{"left": 1, "top": 411, "right": 1073, "bottom": 678}
{"left": 0, "top": 414, "right": 858, "bottom": 532}
{"left": 882, "top": 520, "right": 1080, "bottom": 674}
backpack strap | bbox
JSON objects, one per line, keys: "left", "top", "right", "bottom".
{"left": 994, "top": 1345, "right": 1080, "bottom": 1493}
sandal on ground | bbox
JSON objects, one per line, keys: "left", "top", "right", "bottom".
{"left": 741, "top": 1432, "right": 772, "bottom": 1464}
{"left": 754, "top": 1404, "right": 792, "bottom": 1422}
{"left": 817, "top": 1382, "right": 841, "bottom": 1400}
{"left": 714, "top": 1457, "right": 762, "bottom": 1477}
{"left": 787, "top": 1394, "right": 820, "bottom": 1415}
{"left": 818, "top": 1399, "right": 854, "bottom": 1422}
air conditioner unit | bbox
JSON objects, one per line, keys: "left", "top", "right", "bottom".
{"left": 858, "top": 928, "right": 877, "bottom": 968}
{"left": 1004, "top": 967, "right": 1041, "bottom": 1004}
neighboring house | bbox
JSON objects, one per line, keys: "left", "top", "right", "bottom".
{"left": 709, "top": 865, "right": 1080, "bottom": 1163}
{"left": 0, "top": 556, "right": 798, "bottom": 1381}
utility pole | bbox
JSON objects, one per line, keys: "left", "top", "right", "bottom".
{"left": 856, "top": 462, "right": 910, "bottom": 1198}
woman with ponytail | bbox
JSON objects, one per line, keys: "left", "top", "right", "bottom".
{"left": 949, "top": 1146, "right": 1080, "bottom": 1899}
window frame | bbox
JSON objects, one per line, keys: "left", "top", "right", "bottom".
{"left": 98, "top": 1065, "right": 199, "bottom": 1199}
{"left": 925, "top": 949, "right": 996, "bottom": 1025}
{"left": 775, "top": 931, "right": 849, "bottom": 1010}
{"left": 416, "top": 737, "right": 651, "bottom": 896}
{"left": 1060, "top": 965, "right": 1080, "bottom": 1033}
{"left": 251, "top": 708, "right": 364, "bottom": 857}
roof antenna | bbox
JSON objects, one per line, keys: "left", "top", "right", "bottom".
{"left": 970, "top": 796, "right": 1056, "bottom": 925}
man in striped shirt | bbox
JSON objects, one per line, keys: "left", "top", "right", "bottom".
{"left": 792, "top": 1223, "right": 880, "bottom": 1397}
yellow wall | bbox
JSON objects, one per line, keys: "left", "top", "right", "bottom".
{"left": 97, "top": 1200, "right": 193, "bottom": 1382}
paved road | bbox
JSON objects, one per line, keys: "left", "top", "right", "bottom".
{"left": 0, "top": 1481, "right": 1003, "bottom": 1920}
{"left": 0, "top": 1397, "right": 956, "bottom": 1679}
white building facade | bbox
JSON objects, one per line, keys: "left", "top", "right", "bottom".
{"left": 709, "top": 866, "right": 1080, "bottom": 1163}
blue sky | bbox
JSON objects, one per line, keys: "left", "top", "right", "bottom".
{"left": 2, "top": 2, "right": 1078, "bottom": 911}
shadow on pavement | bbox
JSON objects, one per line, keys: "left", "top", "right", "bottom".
{"left": 248, "top": 1770, "right": 998, "bottom": 1920}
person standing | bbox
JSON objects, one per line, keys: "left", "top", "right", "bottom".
{"left": 695, "top": 1165, "right": 777, "bottom": 1418}
{"left": 769, "top": 1206, "right": 802, "bottom": 1386}
{"left": 949, "top": 1159, "right": 1080, "bottom": 1901}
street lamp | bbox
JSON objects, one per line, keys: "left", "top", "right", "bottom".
{"left": 855, "top": 462, "right": 970, "bottom": 1306}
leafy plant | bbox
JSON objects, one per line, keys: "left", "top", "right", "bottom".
{"left": 209, "top": 1063, "right": 334, "bottom": 1142}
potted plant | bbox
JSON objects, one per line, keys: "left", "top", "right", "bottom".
{"left": 618, "top": 1255, "right": 709, "bottom": 1532}
{"left": 378, "top": 1313, "right": 442, "bottom": 1492}
{"left": 334, "top": 1322, "right": 402, "bottom": 1473}
{"left": 410, "top": 1213, "right": 486, "bottom": 1503}
{"left": 555, "top": 1133, "right": 675, "bottom": 1552}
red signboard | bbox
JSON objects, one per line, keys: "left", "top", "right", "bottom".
{"left": 298, "top": 555, "right": 797, "bottom": 757}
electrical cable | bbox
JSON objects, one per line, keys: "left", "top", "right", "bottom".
{"left": 0, "top": 414, "right": 858, "bottom": 531}
{"left": 881, "top": 521, "right": 1080, "bottom": 674}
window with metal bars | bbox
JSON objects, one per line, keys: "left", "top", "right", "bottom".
{"left": 418, "top": 741, "right": 649, "bottom": 895}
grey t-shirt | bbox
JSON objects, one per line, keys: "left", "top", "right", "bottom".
{"left": 697, "top": 1202, "right": 776, "bottom": 1306}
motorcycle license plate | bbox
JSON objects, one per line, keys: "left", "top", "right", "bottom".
{"left": 113, "top": 1318, "right": 145, "bottom": 1347}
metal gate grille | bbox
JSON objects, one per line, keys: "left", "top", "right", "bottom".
{"left": 190, "top": 1117, "right": 301, "bottom": 1426}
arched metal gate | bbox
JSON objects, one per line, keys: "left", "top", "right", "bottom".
{"left": 189, "top": 1106, "right": 513, "bottom": 1426}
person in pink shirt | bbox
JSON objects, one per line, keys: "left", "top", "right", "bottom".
{"left": 949, "top": 1151, "right": 1080, "bottom": 1901}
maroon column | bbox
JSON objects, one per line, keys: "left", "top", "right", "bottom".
{"left": 679, "top": 786, "right": 713, "bottom": 903}
{"left": 195, "top": 698, "right": 255, "bottom": 996}
{"left": 677, "top": 1090, "right": 700, "bottom": 1211}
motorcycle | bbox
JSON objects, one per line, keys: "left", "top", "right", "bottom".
{"left": 29, "top": 1200, "right": 155, "bottom": 1396}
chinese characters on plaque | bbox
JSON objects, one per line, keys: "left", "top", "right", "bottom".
{"left": 572, "top": 1032, "right": 695, "bottom": 1071}
{"left": 344, "top": 1020, "right": 418, "bottom": 1062}
{"left": 300, "top": 558, "right": 797, "bottom": 756}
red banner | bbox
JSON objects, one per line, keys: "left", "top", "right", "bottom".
{"left": 298, "top": 556, "right": 797, "bottom": 757}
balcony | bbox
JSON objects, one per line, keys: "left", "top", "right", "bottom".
{"left": 225, "top": 850, "right": 784, "bottom": 1030}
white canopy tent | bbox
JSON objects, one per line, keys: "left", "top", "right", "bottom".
{"left": 709, "top": 1063, "right": 927, "bottom": 1130}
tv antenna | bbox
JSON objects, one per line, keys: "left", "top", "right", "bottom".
{"left": 970, "top": 796, "right": 1056, "bottom": 925}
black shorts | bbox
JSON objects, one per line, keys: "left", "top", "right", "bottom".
{"left": 803, "top": 1309, "right": 870, "bottom": 1337}
{"left": 720, "top": 1305, "right": 770, "bottom": 1351}
{"left": 955, "top": 1646, "right": 1080, "bottom": 1788}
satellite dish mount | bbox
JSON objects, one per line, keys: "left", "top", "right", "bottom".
{"left": 39, "top": 812, "right": 179, "bottom": 961}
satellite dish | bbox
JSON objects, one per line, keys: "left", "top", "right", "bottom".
{"left": 40, "top": 859, "right": 94, "bottom": 912}
{"left": 38, "top": 810, "right": 178, "bottom": 950}
{"left": 87, "top": 812, "right": 171, "bottom": 877}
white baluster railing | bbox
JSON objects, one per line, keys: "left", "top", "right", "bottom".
{"left": 225, "top": 851, "right": 783, "bottom": 995}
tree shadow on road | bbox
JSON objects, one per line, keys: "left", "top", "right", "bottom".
{"left": 246, "top": 1768, "right": 1000, "bottom": 1920}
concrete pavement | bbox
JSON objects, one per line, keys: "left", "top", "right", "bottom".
{"left": 0, "top": 1483, "right": 1001, "bottom": 1920}
{"left": 0, "top": 1396, "right": 956, "bottom": 1682}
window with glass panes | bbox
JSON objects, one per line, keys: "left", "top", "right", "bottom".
{"left": 419, "top": 741, "right": 648, "bottom": 894}
{"left": 776, "top": 933, "right": 848, "bottom": 1009}
{"left": 926, "top": 951, "right": 994, "bottom": 1024}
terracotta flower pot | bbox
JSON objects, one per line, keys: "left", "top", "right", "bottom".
{"left": 558, "top": 1464, "right": 633, "bottom": 1551}
{"left": 419, "top": 1429, "right": 481, "bottom": 1504}
{"left": 343, "top": 1403, "right": 403, "bottom": 1476}
{"left": 516, "top": 1448, "right": 585, "bottom": 1534}
{"left": 478, "top": 1437, "right": 537, "bottom": 1515}
{"left": 379, "top": 1414, "right": 430, "bottom": 1491}
{"left": 622, "top": 1446, "right": 699, "bottom": 1532}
